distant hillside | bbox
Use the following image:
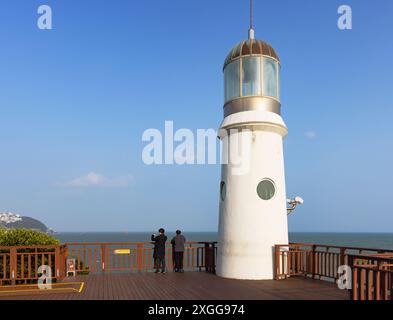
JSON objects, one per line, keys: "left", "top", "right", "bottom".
{"left": 0, "top": 216, "right": 51, "bottom": 233}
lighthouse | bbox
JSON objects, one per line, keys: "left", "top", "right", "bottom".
{"left": 216, "top": 8, "right": 289, "bottom": 280}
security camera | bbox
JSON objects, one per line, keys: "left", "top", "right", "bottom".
{"left": 295, "top": 196, "right": 304, "bottom": 204}
{"left": 287, "top": 196, "right": 304, "bottom": 215}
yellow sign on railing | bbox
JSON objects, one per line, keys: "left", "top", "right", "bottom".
{"left": 113, "top": 249, "right": 131, "bottom": 255}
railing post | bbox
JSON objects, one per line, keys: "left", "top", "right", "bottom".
{"left": 352, "top": 267, "right": 358, "bottom": 300}
{"left": 338, "top": 248, "right": 346, "bottom": 281}
{"left": 101, "top": 245, "right": 106, "bottom": 272}
{"left": 311, "top": 245, "right": 316, "bottom": 279}
{"left": 274, "top": 245, "right": 285, "bottom": 280}
{"left": 211, "top": 242, "right": 216, "bottom": 274}
{"left": 339, "top": 248, "right": 346, "bottom": 267}
{"left": 197, "top": 247, "right": 201, "bottom": 271}
{"left": 10, "top": 247, "right": 17, "bottom": 285}
{"left": 347, "top": 255, "right": 354, "bottom": 299}
{"left": 375, "top": 269, "right": 381, "bottom": 300}
{"left": 201, "top": 242, "right": 216, "bottom": 274}
{"left": 55, "top": 246, "right": 60, "bottom": 280}
{"left": 64, "top": 245, "right": 69, "bottom": 277}
{"left": 384, "top": 270, "right": 390, "bottom": 300}
{"left": 204, "top": 243, "right": 210, "bottom": 272}
{"left": 137, "top": 243, "right": 143, "bottom": 272}
{"left": 274, "top": 245, "right": 279, "bottom": 280}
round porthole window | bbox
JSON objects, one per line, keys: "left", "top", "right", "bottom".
{"left": 257, "top": 179, "right": 276, "bottom": 200}
{"left": 220, "top": 181, "right": 227, "bottom": 201}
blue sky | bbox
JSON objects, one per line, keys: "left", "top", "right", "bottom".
{"left": 0, "top": 0, "right": 392, "bottom": 232}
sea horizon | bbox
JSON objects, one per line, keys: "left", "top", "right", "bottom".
{"left": 53, "top": 231, "right": 393, "bottom": 250}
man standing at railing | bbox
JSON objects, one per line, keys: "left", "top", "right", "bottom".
{"left": 151, "top": 228, "right": 167, "bottom": 273}
{"left": 171, "top": 230, "right": 186, "bottom": 273}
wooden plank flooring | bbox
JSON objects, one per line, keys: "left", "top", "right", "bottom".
{"left": 0, "top": 272, "right": 349, "bottom": 300}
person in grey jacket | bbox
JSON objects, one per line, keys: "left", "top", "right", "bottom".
{"left": 171, "top": 230, "right": 186, "bottom": 273}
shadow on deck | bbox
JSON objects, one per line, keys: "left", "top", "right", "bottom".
{"left": 0, "top": 272, "right": 349, "bottom": 300}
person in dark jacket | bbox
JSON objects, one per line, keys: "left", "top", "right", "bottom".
{"left": 151, "top": 228, "right": 167, "bottom": 273}
{"left": 171, "top": 230, "right": 186, "bottom": 273}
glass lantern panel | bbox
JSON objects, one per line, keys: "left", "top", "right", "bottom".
{"left": 242, "top": 56, "right": 261, "bottom": 97}
{"left": 263, "top": 58, "right": 278, "bottom": 98}
{"left": 277, "top": 64, "right": 281, "bottom": 100}
{"left": 224, "top": 60, "right": 240, "bottom": 102}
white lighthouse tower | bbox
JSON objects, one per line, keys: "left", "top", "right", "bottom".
{"left": 216, "top": 6, "right": 289, "bottom": 280}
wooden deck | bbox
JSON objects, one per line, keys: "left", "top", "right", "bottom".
{"left": 0, "top": 272, "right": 349, "bottom": 300}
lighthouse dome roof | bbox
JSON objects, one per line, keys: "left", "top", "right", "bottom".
{"left": 223, "top": 39, "right": 280, "bottom": 70}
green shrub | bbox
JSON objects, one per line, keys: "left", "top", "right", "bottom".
{"left": 0, "top": 229, "right": 59, "bottom": 246}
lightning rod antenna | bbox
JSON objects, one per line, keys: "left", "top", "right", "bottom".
{"left": 249, "top": 0, "right": 255, "bottom": 39}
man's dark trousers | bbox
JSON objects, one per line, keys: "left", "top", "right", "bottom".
{"left": 174, "top": 251, "right": 184, "bottom": 270}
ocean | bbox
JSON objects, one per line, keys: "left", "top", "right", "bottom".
{"left": 54, "top": 232, "right": 393, "bottom": 250}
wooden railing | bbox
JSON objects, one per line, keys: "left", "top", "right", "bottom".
{"left": 0, "top": 245, "right": 67, "bottom": 286}
{"left": 275, "top": 243, "right": 393, "bottom": 300}
{"left": 275, "top": 243, "right": 393, "bottom": 281}
{"left": 0, "top": 242, "right": 217, "bottom": 286}
{"left": 63, "top": 241, "right": 217, "bottom": 274}
{"left": 349, "top": 254, "right": 393, "bottom": 300}
{"left": 3, "top": 240, "right": 391, "bottom": 300}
